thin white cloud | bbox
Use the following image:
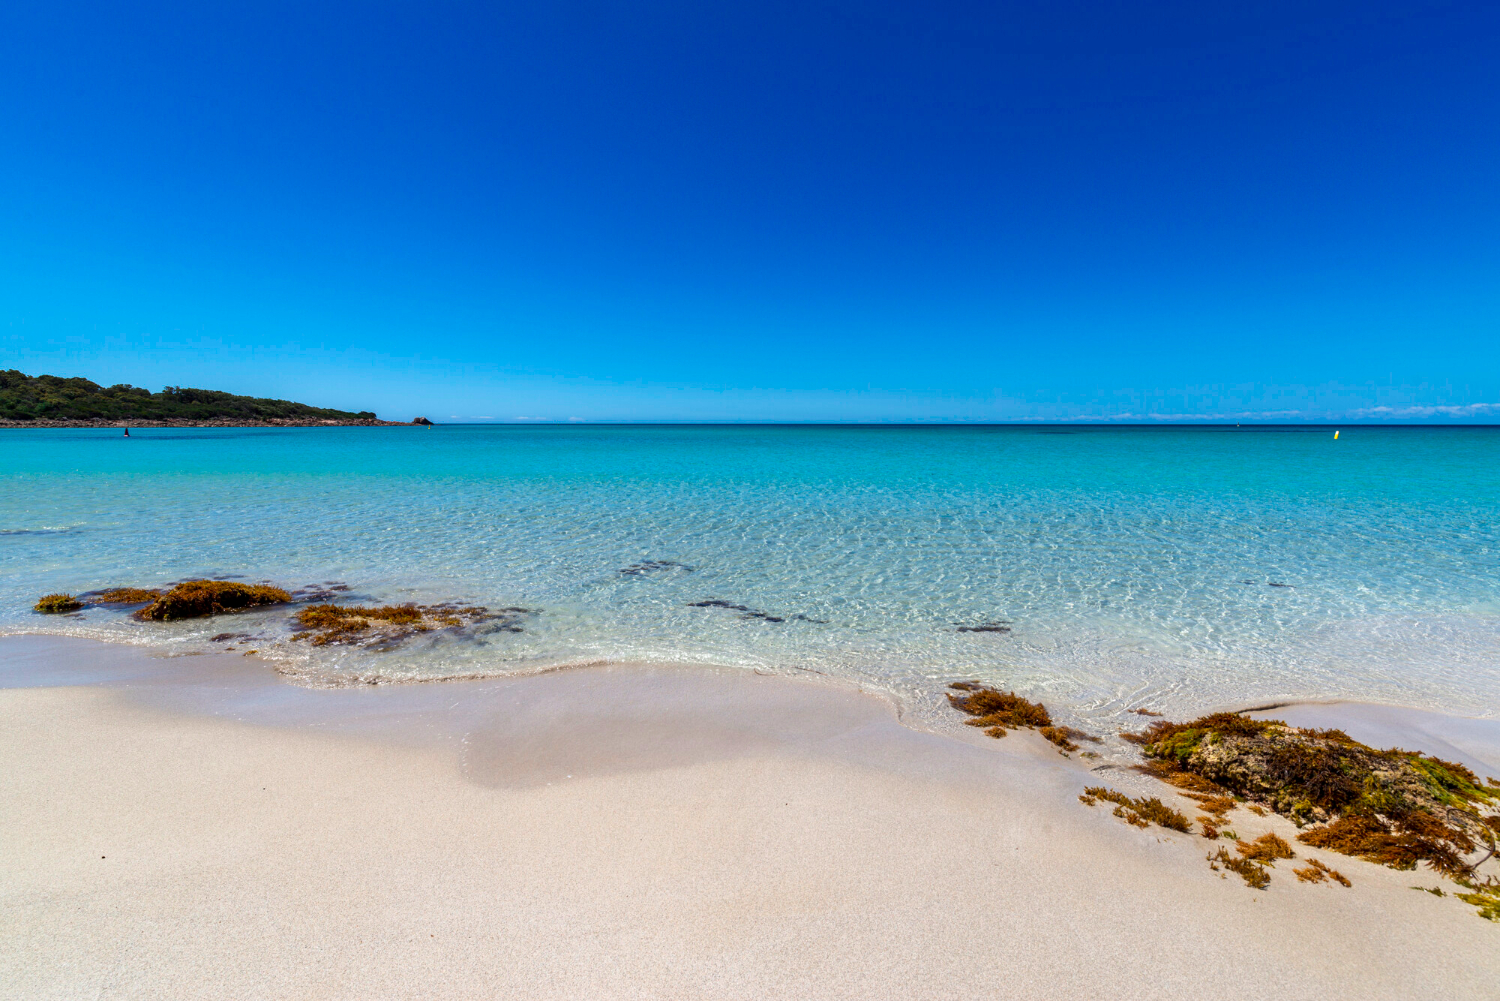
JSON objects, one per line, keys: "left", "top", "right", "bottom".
{"left": 1347, "top": 402, "right": 1500, "bottom": 418}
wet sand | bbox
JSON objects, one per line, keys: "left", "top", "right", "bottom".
{"left": 2, "top": 636, "right": 1496, "bottom": 999}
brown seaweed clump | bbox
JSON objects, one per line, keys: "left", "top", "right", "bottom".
{"left": 1039, "top": 725, "right": 1101, "bottom": 753}
{"left": 1079, "top": 786, "right": 1192, "bottom": 833}
{"left": 1236, "top": 831, "right": 1295, "bottom": 867}
{"left": 1209, "top": 846, "right": 1271, "bottom": 889}
{"left": 946, "top": 682, "right": 1055, "bottom": 737}
{"left": 34, "top": 593, "right": 83, "bottom": 614}
{"left": 1293, "top": 858, "right": 1351, "bottom": 887}
{"left": 948, "top": 683, "right": 1100, "bottom": 754}
{"left": 1125, "top": 711, "right": 1500, "bottom": 914}
{"left": 134, "top": 580, "right": 292, "bottom": 621}
{"left": 93, "top": 587, "right": 163, "bottom": 604}
{"left": 292, "top": 602, "right": 494, "bottom": 647}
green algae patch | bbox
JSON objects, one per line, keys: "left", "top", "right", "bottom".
{"left": 1455, "top": 883, "right": 1500, "bottom": 921}
{"left": 292, "top": 602, "right": 492, "bottom": 647}
{"left": 34, "top": 593, "right": 82, "bottom": 614}
{"left": 1126, "top": 710, "right": 1500, "bottom": 916}
{"left": 134, "top": 581, "right": 292, "bottom": 621}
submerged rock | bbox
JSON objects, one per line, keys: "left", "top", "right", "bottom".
{"left": 33, "top": 593, "right": 83, "bottom": 614}
{"left": 954, "top": 621, "right": 1011, "bottom": 633}
{"left": 90, "top": 587, "right": 162, "bottom": 604}
{"left": 134, "top": 581, "right": 292, "bottom": 621}
{"left": 619, "top": 560, "right": 693, "bottom": 576}
{"left": 291, "top": 602, "right": 505, "bottom": 647}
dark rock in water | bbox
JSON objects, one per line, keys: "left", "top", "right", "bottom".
{"left": 292, "top": 585, "right": 346, "bottom": 602}
{"left": 292, "top": 602, "right": 508, "bottom": 647}
{"left": 688, "top": 599, "right": 750, "bottom": 611}
{"left": 211, "top": 632, "right": 252, "bottom": 643}
{"left": 1267, "top": 582, "right": 1295, "bottom": 588}
{"left": 619, "top": 560, "right": 694, "bottom": 576}
{"left": 955, "top": 621, "right": 1011, "bottom": 633}
{"left": 412, "top": 416, "right": 434, "bottom": 425}
{"left": 687, "top": 598, "right": 787, "bottom": 623}
{"left": 790, "top": 613, "right": 830, "bottom": 624}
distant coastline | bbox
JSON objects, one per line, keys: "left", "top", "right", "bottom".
{"left": 0, "top": 369, "right": 417, "bottom": 426}
{"left": 0, "top": 417, "right": 420, "bottom": 428}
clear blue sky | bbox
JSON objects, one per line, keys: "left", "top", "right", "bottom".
{"left": 2, "top": 1, "right": 1497, "bottom": 422}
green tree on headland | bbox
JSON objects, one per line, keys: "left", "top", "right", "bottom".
{"left": 0, "top": 370, "right": 377, "bottom": 422}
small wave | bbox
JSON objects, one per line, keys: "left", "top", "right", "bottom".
{"left": 0, "top": 527, "right": 76, "bottom": 536}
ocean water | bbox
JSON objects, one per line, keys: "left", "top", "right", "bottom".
{"left": 3, "top": 425, "right": 1498, "bottom": 730}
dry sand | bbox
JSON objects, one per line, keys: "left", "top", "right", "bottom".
{"left": 2, "top": 635, "right": 1496, "bottom": 999}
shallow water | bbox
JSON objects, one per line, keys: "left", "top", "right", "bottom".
{"left": 3, "top": 424, "right": 1498, "bottom": 728}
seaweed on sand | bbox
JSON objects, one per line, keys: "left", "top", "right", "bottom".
{"left": 1209, "top": 846, "right": 1271, "bottom": 889}
{"left": 34, "top": 593, "right": 82, "bottom": 613}
{"left": 1038, "top": 726, "right": 1101, "bottom": 753}
{"left": 1079, "top": 786, "right": 1192, "bottom": 833}
{"left": 1236, "top": 831, "right": 1295, "bottom": 866}
{"left": 1454, "top": 878, "right": 1500, "bottom": 921}
{"left": 1124, "top": 710, "right": 1500, "bottom": 915}
{"left": 134, "top": 580, "right": 292, "bottom": 621}
{"left": 946, "top": 682, "right": 1052, "bottom": 737}
{"left": 1293, "top": 858, "right": 1350, "bottom": 887}
{"left": 292, "top": 602, "right": 494, "bottom": 647}
{"left": 945, "top": 684, "right": 1098, "bottom": 754}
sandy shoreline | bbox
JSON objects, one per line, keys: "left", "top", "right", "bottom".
{"left": 2, "top": 637, "right": 1496, "bottom": 998}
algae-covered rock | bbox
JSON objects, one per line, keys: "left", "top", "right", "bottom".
{"left": 34, "top": 593, "right": 83, "bottom": 614}
{"left": 1126, "top": 713, "right": 1500, "bottom": 883}
{"left": 93, "top": 587, "right": 162, "bottom": 604}
{"left": 292, "top": 602, "right": 497, "bottom": 647}
{"left": 134, "top": 580, "right": 292, "bottom": 621}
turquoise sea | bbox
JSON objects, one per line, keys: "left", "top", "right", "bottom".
{"left": 3, "top": 425, "right": 1498, "bottom": 730}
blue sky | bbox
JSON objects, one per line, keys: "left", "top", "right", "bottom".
{"left": 2, "top": 1, "right": 1497, "bottom": 422}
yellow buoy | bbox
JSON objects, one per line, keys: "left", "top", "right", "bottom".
{"left": 1333, "top": 430, "right": 1339, "bottom": 439}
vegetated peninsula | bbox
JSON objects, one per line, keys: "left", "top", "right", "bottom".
{"left": 0, "top": 370, "right": 421, "bottom": 427}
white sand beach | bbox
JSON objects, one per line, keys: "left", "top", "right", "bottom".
{"left": 2, "top": 636, "right": 1497, "bottom": 1000}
